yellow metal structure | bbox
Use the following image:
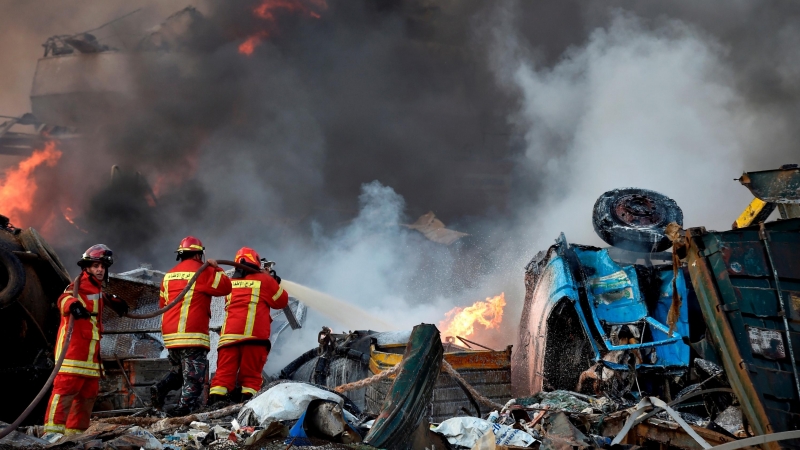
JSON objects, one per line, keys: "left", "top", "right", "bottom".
{"left": 368, "top": 345, "right": 512, "bottom": 375}
{"left": 733, "top": 197, "right": 775, "bottom": 229}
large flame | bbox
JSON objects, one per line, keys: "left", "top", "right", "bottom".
{"left": 439, "top": 293, "right": 506, "bottom": 340}
{"left": 0, "top": 141, "right": 62, "bottom": 225}
{"left": 239, "top": 0, "right": 328, "bottom": 55}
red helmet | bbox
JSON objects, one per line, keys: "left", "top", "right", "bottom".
{"left": 176, "top": 236, "right": 205, "bottom": 253}
{"left": 176, "top": 236, "right": 205, "bottom": 261}
{"left": 78, "top": 244, "right": 113, "bottom": 267}
{"left": 234, "top": 247, "right": 261, "bottom": 267}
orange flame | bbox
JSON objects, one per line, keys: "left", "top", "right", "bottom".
{"left": 439, "top": 293, "right": 506, "bottom": 340}
{"left": 239, "top": 32, "right": 267, "bottom": 55}
{"left": 62, "top": 207, "right": 88, "bottom": 233}
{"left": 239, "top": 0, "right": 327, "bottom": 55}
{"left": 0, "top": 141, "right": 62, "bottom": 224}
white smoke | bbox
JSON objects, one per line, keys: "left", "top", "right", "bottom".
{"left": 265, "top": 180, "right": 457, "bottom": 372}
{"left": 494, "top": 9, "right": 765, "bottom": 252}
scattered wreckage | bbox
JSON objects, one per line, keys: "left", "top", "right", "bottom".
{"left": 514, "top": 164, "right": 800, "bottom": 449}
{"left": 1, "top": 165, "right": 799, "bottom": 450}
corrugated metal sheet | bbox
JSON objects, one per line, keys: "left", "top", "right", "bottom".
{"left": 685, "top": 217, "right": 800, "bottom": 449}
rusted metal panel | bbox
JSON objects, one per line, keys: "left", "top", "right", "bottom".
{"left": 685, "top": 218, "right": 800, "bottom": 450}
{"left": 602, "top": 416, "right": 754, "bottom": 450}
{"left": 739, "top": 166, "right": 800, "bottom": 204}
{"left": 370, "top": 346, "right": 511, "bottom": 374}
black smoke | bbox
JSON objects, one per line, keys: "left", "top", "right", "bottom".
{"left": 3, "top": 1, "right": 798, "bottom": 331}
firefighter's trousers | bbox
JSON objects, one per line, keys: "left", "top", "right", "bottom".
{"left": 210, "top": 343, "right": 268, "bottom": 396}
{"left": 43, "top": 374, "right": 98, "bottom": 435}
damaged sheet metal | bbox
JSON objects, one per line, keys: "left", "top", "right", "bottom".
{"left": 738, "top": 164, "right": 800, "bottom": 204}
{"left": 513, "top": 230, "right": 690, "bottom": 397}
{"left": 684, "top": 218, "right": 800, "bottom": 446}
{"left": 281, "top": 329, "right": 512, "bottom": 421}
{"left": 403, "top": 211, "right": 469, "bottom": 245}
{"left": 364, "top": 323, "right": 443, "bottom": 450}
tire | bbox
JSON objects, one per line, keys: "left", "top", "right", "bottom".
{"left": 18, "top": 228, "right": 71, "bottom": 284}
{"left": 593, "top": 188, "right": 683, "bottom": 253}
{"left": 0, "top": 245, "right": 26, "bottom": 308}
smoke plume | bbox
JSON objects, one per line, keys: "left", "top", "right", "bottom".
{"left": 1, "top": 0, "right": 799, "bottom": 363}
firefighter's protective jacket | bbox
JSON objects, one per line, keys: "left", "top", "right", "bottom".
{"left": 55, "top": 272, "right": 104, "bottom": 377}
{"left": 218, "top": 271, "right": 288, "bottom": 348}
{"left": 160, "top": 259, "right": 232, "bottom": 349}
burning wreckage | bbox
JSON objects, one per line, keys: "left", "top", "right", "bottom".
{"left": 0, "top": 165, "right": 797, "bottom": 450}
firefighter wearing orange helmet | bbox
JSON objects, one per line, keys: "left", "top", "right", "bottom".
{"left": 209, "top": 247, "right": 288, "bottom": 404}
{"left": 43, "top": 245, "right": 129, "bottom": 436}
{"left": 151, "top": 236, "right": 232, "bottom": 416}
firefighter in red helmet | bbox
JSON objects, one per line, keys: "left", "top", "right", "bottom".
{"left": 43, "top": 245, "right": 128, "bottom": 436}
{"left": 151, "top": 236, "right": 232, "bottom": 416}
{"left": 209, "top": 247, "right": 288, "bottom": 404}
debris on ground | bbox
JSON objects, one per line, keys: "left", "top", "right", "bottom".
{"left": 431, "top": 416, "right": 536, "bottom": 448}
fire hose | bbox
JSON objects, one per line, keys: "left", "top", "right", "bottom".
{"left": 123, "top": 260, "right": 259, "bottom": 319}
{"left": 0, "top": 260, "right": 261, "bottom": 439}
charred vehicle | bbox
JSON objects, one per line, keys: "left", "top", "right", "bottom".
{"left": 514, "top": 165, "right": 800, "bottom": 448}
{"left": 0, "top": 216, "right": 71, "bottom": 424}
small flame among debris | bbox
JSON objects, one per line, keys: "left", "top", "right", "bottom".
{"left": 0, "top": 141, "right": 62, "bottom": 224}
{"left": 239, "top": 0, "right": 327, "bottom": 55}
{"left": 439, "top": 293, "right": 506, "bottom": 341}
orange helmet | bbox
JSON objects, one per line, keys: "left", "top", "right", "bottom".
{"left": 176, "top": 236, "right": 205, "bottom": 259}
{"left": 234, "top": 247, "right": 261, "bottom": 267}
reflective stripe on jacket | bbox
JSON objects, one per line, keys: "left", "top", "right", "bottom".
{"left": 218, "top": 272, "right": 288, "bottom": 348}
{"left": 160, "top": 259, "right": 232, "bottom": 349}
{"left": 55, "top": 272, "right": 103, "bottom": 378}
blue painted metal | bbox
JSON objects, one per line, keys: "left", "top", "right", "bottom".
{"left": 512, "top": 233, "right": 691, "bottom": 395}
{"left": 651, "top": 270, "right": 690, "bottom": 366}
{"left": 571, "top": 245, "right": 688, "bottom": 361}
{"left": 575, "top": 248, "right": 648, "bottom": 324}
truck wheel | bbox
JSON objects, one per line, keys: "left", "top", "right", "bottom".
{"left": 0, "top": 246, "right": 26, "bottom": 308}
{"left": 593, "top": 188, "right": 683, "bottom": 253}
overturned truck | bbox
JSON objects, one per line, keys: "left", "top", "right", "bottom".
{"left": 514, "top": 165, "right": 800, "bottom": 448}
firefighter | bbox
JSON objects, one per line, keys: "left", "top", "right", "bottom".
{"left": 43, "top": 245, "right": 129, "bottom": 435}
{"left": 208, "top": 247, "right": 288, "bottom": 404}
{"left": 151, "top": 236, "right": 232, "bottom": 416}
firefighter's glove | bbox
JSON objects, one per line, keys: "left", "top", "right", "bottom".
{"left": 69, "top": 302, "right": 91, "bottom": 320}
{"left": 105, "top": 294, "right": 129, "bottom": 317}
{"left": 270, "top": 269, "right": 281, "bottom": 284}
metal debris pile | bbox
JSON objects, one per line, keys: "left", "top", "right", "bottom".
{"left": 1, "top": 323, "right": 769, "bottom": 450}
